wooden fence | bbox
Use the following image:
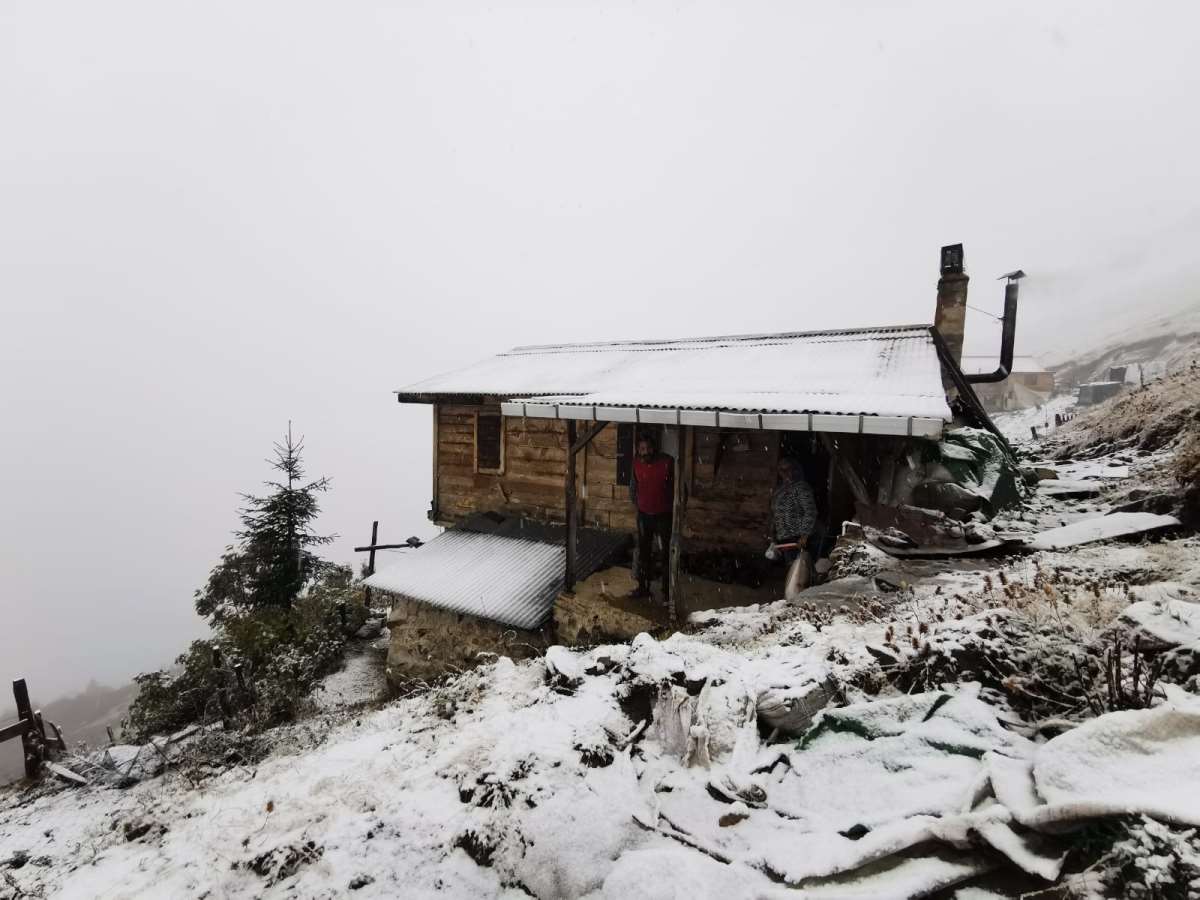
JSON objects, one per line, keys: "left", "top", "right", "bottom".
{"left": 1, "top": 679, "right": 67, "bottom": 780}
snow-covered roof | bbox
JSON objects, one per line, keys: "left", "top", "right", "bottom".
{"left": 364, "top": 530, "right": 564, "bottom": 629}
{"left": 961, "top": 354, "right": 1046, "bottom": 376}
{"left": 396, "top": 325, "right": 954, "bottom": 430}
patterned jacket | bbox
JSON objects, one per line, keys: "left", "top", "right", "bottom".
{"left": 770, "top": 479, "right": 817, "bottom": 541}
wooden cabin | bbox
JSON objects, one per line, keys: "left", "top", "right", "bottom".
{"left": 366, "top": 245, "right": 1019, "bottom": 677}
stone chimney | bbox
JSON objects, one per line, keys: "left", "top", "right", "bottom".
{"left": 934, "top": 243, "right": 969, "bottom": 366}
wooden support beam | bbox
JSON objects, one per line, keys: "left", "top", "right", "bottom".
{"left": 430, "top": 403, "right": 440, "bottom": 521}
{"left": 565, "top": 419, "right": 578, "bottom": 592}
{"left": 0, "top": 719, "right": 32, "bottom": 743}
{"left": 570, "top": 420, "right": 608, "bottom": 456}
{"left": 353, "top": 542, "right": 423, "bottom": 552}
{"left": 819, "top": 434, "right": 871, "bottom": 507}
{"left": 667, "top": 426, "right": 694, "bottom": 625}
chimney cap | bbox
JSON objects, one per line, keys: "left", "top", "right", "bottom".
{"left": 940, "top": 243, "right": 965, "bottom": 275}
{"left": 998, "top": 269, "right": 1026, "bottom": 282}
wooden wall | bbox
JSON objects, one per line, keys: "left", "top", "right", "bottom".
{"left": 685, "top": 429, "right": 781, "bottom": 552}
{"left": 434, "top": 403, "right": 570, "bottom": 523}
{"left": 433, "top": 403, "right": 817, "bottom": 554}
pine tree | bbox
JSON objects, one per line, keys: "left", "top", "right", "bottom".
{"left": 195, "top": 425, "right": 334, "bottom": 622}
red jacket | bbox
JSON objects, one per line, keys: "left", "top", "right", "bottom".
{"left": 631, "top": 454, "right": 674, "bottom": 515}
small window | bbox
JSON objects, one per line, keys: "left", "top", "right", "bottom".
{"left": 475, "top": 411, "right": 504, "bottom": 474}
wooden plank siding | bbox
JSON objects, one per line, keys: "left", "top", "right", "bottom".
{"left": 684, "top": 429, "right": 780, "bottom": 552}
{"left": 433, "top": 403, "right": 789, "bottom": 553}
{"left": 436, "top": 404, "right": 571, "bottom": 523}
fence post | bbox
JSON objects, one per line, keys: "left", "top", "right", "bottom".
{"left": 12, "top": 679, "right": 42, "bottom": 779}
{"left": 364, "top": 520, "right": 379, "bottom": 609}
{"left": 211, "top": 648, "right": 234, "bottom": 730}
{"left": 233, "top": 663, "right": 255, "bottom": 708}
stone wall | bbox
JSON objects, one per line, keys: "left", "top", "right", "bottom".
{"left": 385, "top": 596, "right": 550, "bottom": 684}
{"left": 554, "top": 567, "right": 669, "bottom": 645}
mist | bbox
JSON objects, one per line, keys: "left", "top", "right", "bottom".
{"left": 2, "top": 0, "right": 1198, "bottom": 702}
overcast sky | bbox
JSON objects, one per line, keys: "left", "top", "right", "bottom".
{"left": 2, "top": 1, "right": 1199, "bottom": 701}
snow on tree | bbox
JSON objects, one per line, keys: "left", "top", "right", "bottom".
{"left": 195, "top": 424, "right": 334, "bottom": 623}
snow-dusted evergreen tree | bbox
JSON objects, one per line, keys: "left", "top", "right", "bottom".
{"left": 195, "top": 425, "right": 333, "bottom": 622}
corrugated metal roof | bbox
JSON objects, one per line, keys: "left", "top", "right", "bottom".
{"left": 396, "top": 325, "right": 953, "bottom": 421}
{"left": 363, "top": 520, "right": 629, "bottom": 629}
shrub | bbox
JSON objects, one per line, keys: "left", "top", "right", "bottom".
{"left": 1104, "top": 816, "right": 1200, "bottom": 899}
{"left": 125, "top": 568, "right": 367, "bottom": 741}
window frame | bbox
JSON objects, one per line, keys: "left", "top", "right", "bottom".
{"left": 473, "top": 409, "right": 506, "bottom": 475}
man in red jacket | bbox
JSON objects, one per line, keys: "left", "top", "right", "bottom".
{"left": 628, "top": 432, "right": 674, "bottom": 600}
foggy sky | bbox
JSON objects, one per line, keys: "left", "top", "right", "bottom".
{"left": 3, "top": 1, "right": 1199, "bottom": 701}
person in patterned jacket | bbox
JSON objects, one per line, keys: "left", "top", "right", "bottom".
{"left": 769, "top": 457, "right": 817, "bottom": 559}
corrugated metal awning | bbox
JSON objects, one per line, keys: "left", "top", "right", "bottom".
{"left": 497, "top": 400, "right": 944, "bottom": 439}
{"left": 363, "top": 519, "right": 629, "bottom": 630}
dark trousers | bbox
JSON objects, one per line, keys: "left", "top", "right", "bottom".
{"left": 636, "top": 511, "right": 673, "bottom": 594}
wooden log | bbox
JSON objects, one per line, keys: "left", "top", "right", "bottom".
{"left": 12, "top": 679, "right": 41, "bottom": 778}
{"left": 0, "top": 719, "right": 31, "bottom": 743}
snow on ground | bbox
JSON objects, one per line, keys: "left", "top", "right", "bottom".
{"left": 310, "top": 646, "right": 389, "bottom": 712}
{"left": 3, "top": 417, "right": 1198, "bottom": 899}
{"left": 991, "top": 394, "right": 1077, "bottom": 445}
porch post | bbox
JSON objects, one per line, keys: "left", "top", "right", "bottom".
{"left": 667, "top": 425, "right": 694, "bottom": 624}
{"left": 565, "top": 419, "right": 578, "bottom": 593}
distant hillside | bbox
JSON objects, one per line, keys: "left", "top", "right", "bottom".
{"left": 1048, "top": 299, "right": 1200, "bottom": 389}
{"left": 1, "top": 680, "right": 137, "bottom": 785}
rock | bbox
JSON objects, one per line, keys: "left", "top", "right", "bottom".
{"left": 544, "top": 646, "right": 583, "bottom": 688}
{"left": 1110, "top": 492, "right": 1180, "bottom": 516}
{"left": 757, "top": 673, "right": 837, "bottom": 737}
{"left": 354, "top": 617, "right": 384, "bottom": 640}
{"left": 913, "top": 481, "right": 986, "bottom": 517}
{"left": 865, "top": 644, "right": 902, "bottom": 667}
{"left": 1033, "top": 467, "right": 1059, "bottom": 481}
{"left": 1117, "top": 589, "right": 1200, "bottom": 651}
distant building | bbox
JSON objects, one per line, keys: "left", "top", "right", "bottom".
{"left": 960, "top": 355, "right": 1053, "bottom": 412}
{"left": 1076, "top": 381, "right": 1124, "bottom": 406}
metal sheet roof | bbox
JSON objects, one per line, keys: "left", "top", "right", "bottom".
{"left": 363, "top": 519, "right": 629, "bottom": 629}
{"left": 396, "top": 325, "right": 954, "bottom": 422}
